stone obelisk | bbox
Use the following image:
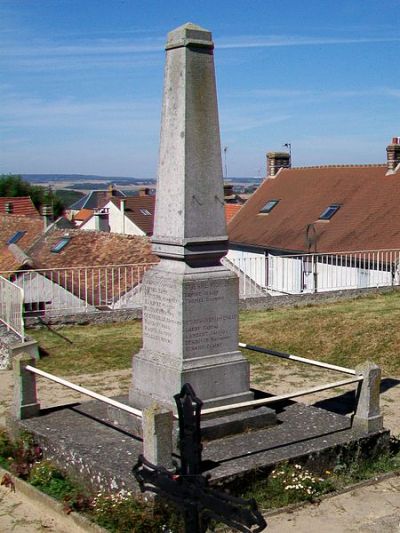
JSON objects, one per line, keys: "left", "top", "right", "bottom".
{"left": 129, "top": 23, "right": 253, "bottom": 410}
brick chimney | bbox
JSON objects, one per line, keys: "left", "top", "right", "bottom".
{"left": 138, "top": 187, "right": 150, "bottom": 197}
{"left": 266, "top": 151, "right": 291, "bottom": 178}
{"left": 41, "top": 205, "right": 53, "bottom": 230}
{"left": 107, "top": 183, "right": 117, "bottom": 198}
{"left": 386, "top": 137, "right": 400, "bottom": 173}
{"left": 4, "top": 202, "right": 13, "bottom": 214}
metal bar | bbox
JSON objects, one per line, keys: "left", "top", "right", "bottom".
{"left": 239, "top": 342, "right": 357, "bottom": 375}
{"left": 202, "top": 376, "right": 363, "bottom": 416}
{"left": 25, "top": 365, "right": 143, "bottom": 418}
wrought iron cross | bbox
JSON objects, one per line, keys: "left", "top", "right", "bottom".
{"left": 133, "top": 383, "right": 267, "bottom": 533}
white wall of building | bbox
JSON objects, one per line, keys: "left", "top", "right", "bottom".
{"left": 227, "top": 249, "right": 266, "bottom": 287}
{"left": 106, "top": 201, "right": 145, "bottom": 235}
{"left": 14, "top": 272, "right": 95, "bottom": 314}
{"left": 227, "top": 248, "right": 396, "bottom": 295}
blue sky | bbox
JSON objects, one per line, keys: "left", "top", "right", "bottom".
{"left": 1, "top": 0, "right": 400, "bottom": 178}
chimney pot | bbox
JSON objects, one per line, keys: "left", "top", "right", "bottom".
{"left": 138, "top": 187, "right": 150, "bottom": 197}
{"left": 41, "top": 205, "right": 53, "bottom": 230}
{"left": 266, "top": 151, "right": 291, "bottom": 178}
{"left": 386, "top": 137, "right": 400, "bottom": 173}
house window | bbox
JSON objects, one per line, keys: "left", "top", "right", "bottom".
{"left": 139, "top": 208, "right": 151, "bottom": 215}
{"left": 51, "top": 237, "right": 70, "bottom": 253}
{"left": 259, "top": 200, "right": 279, "bottom": 214}
{"left": 319, "top": 204, "right": 341, "bottom": 220}
{"left": 7, "top": 231, "right": 26, "bottom": 244}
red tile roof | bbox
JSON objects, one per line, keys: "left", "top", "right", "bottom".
{"left": 0, "top": 215, "right": 44, "bottom": 272}
{"left": 28, "top": 229, "right": 157, "bottom": 269}
{"left": 25, "top": 229, "right": 158, "bottom": 307}
{"left": 73, "top": 208, "right": 93, "bottom": 223}
{"left": 228, "top": 165, "right": 400, "bottom": 253}
{"left": 0, "top": 197, "right": 39, "bottom": 217}
{"left": 224, "top": 204, "right": 242, "bottom": 223}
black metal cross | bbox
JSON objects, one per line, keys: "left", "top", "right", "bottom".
{"left": 133, "top": 383, "right": 267, "bottom": 533}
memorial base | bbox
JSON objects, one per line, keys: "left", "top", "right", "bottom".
{"left": 129, "top": 260, "right": 254, "bottom": 411}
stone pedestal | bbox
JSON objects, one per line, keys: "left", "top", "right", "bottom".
{"left": 129, "top": 23, "right": 265, "bottom": 420}
{"left": 130, "top": 260, "right": 253, "bottom": 410}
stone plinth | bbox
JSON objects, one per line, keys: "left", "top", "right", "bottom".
{"left": 129, "top": 23, "right": 258, "bottom": 414}
{"left": 130, "top": 260, "right": 253, "bottom": 410}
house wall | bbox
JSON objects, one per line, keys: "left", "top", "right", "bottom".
{"left": 14, "top": 272, "right": 96, "bottom": 315}
{"left": 227, "top": 248, "right": 266, "bottom": 287}
{"left": 228, "top": 247, "right": 395, "bottom": 295}
{"left": 105, "top": 201, "right": 145, "bottom": 235}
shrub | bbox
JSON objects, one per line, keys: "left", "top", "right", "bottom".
{"left": 8, "top": 432, "right": 42, "bottom": 480}
{"left": 0, "top": 430, "right": 14, "bottom": 468}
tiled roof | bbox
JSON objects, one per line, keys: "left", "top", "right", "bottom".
{"left": 0, "top": 215, "right": 44, "bottom": 272}
{"left": 110, "top": 196, "right": 155, "bottom": 235}
{"left": 28, "top": 229, "right": 157, "bottom": 269}
{"left": 228, "top": 165, "right": 400, "bottom": 253}
{"left": 25, "top": 229, "right": 158, "bottom": 307}
{"left": 70, "top": 189, "right": 125, "bottom": 210}
{"left": 225, "top": 204, "right": 242, "bottom": 223}
{"left": 0, "top": 197, "right": 39, "bottom": 216}
{"left": 73, "top": 208, "right": 94, "bottom": 223}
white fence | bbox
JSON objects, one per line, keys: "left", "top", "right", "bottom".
{"left": 228, "top": 249, "right": 400, "bottom": 295}
{"left": 0, "top": 275, "right": 24, "bottom": 339}
{"left": 0, "top": 263, "right": 157, "bottom": 318}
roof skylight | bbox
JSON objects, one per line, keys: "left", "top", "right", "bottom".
{"left": 51, "top": 237, "right": 70, "bottom": 253}
{"left": 140, "top": 208, "right": 151, "bottom": 216}
{"left": 7, "top": 231, "right": 26, "bottom": 245}
{"left": 259, "top": 200, "right": 279, "bottom": 214}
{"left": 319, "top": 204, "right": 341, "bottom": 220}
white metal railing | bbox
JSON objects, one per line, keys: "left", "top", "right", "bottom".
{"left": 228, "top": 248, "right": 400, "bottom": 295}
{"left": 222, "top": 256, "right": 267, "bottom": 297}
{"left": 0, "top": 274, "right": 24, "bottom": 339}
{"left": 202, "top": 376, "right": 363, "bottom": 416}
{"left": 24, "top": 341, "right": 365, "bottom": 421}
{"left": 202, "top": 341, "right": 363, "bottom": 416}
{"left": 0, "top": 263, "right": 158, "bottom": 317}
{"left": 26, "top": 365, "right": 143, "bottom": 418}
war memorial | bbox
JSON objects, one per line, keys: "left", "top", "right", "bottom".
{"left": 8, "top": 23, "right": 389, "bottom": 520}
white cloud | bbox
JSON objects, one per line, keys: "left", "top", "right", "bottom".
{"left": 217, "top": 34, "right": 400, "bottom": 50}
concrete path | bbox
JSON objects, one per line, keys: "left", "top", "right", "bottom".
{"left": 0, "top": 481, "right": 82, "bottom": 532}
{"left": 266, "top": 474, "right": 400, "bottom": 532}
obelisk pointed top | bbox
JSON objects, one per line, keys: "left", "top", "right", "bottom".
{"left": 166, "top": 22, "right": 213, "bottom": 50}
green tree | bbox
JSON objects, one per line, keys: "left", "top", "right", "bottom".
{"left": 0, "top": 175, "right": 65, "bottom": 218}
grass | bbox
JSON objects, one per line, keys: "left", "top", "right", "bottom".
{"left": 30, "top": 321, "right": 142, "bottom": 375}
{"left": 29, "top": 290, "right": 400, "bottom": 376}
{"left": 239, "top": 441, "right": 400, "bottom": 513}
{"left": 240, "top": 291, "right": 400, "bottom": 375}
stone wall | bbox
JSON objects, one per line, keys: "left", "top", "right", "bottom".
{"left": 25, "top": 307, "right": 142, "bottom": 329}
{"left": 23, "top": 286, "right": 398, "bottom": 330}
{"left": 239, "top": 285, "right": 399, "bottom": 312}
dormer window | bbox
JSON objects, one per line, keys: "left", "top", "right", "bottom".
{"left": 259, "top": 200, "right": 279, "bottom": 214}
{"left": 319, "top": 204, "right": 341, "bottom": 220}
{"left": 51, "top": 237, "right": 70, "bottom": 253}
{"left": 7, "top": 231, "right": 26, "bottom": 244}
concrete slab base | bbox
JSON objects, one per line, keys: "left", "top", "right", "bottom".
{"left": 10, "top": 396, "right": 390, "bottom": 494}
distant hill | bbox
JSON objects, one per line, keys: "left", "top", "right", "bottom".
{"left": 21, "top": 174, "right": 260, "bottom": 185}
{"left": 22, "top": 174, "right": 156, "bottom": 185}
